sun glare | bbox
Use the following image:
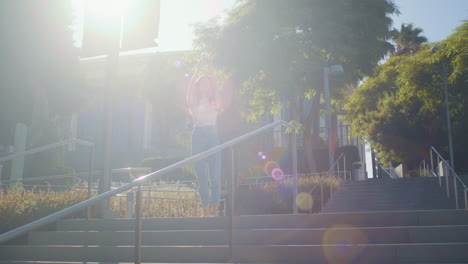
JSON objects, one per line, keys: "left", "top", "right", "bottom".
{"left": 72, "top": 0, "right": 233, "bottom": 51}
{"left": 86, "top": 0, "right": 124, "bottom": 19}
{"left": 76, "top": 0, "right": 150, "bottom": 36}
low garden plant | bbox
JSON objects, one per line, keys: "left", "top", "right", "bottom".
{"left": 1, "top": 174, "right": 343, "bottom": 236}
{"left": 0, "top": 186, "right": 87, "bottom": 234}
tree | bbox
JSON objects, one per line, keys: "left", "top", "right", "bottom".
{"left": 345, "top": 21, "right": 468, "bottom": 172}
{"left": 0, "top": 1, "right": 83, "bottom": 147}
{"left": 390, "top": 23, "right": 427, "bottom": 56}
{"left": 0, "top": 1, "right": 84, "bottom": 179}
{"left": 193, "top": 0, "right": 398, "bottom": 172}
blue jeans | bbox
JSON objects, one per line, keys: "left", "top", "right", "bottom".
{"left": 191, "top": 126, "right": 221, "bottom": 207}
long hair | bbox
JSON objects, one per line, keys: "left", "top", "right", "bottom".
{"left": 193, "top": 75, "right": 216, "bottom": 105}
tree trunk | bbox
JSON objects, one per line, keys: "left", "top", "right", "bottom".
{"left": 293, "top": 90, "right": 321, "bottom": 173}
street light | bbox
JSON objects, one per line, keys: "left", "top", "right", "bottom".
{"left": 432, "top": 46, "right": 454, "bottom": 169}
{"left": 323, "top": 64, "right": 343, "bottom": 175}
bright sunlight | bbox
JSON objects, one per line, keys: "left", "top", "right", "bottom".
{"left": 72, "top": 0, "right": 156, "bottom": 48}
{"left": 72, "top": 0, "right": 233, "bottom": 51}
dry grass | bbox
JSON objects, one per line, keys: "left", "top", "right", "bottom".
{"left": 0, "top": 186, "right": 88, "bottom": 234}
{"left": 109, "top": 185, "right": 202, "bottom": 218}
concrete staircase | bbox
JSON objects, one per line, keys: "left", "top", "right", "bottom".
{"left": 1, "top": 176, "right": 468, "bottom": 263}
{"left": 1, "top": 209, "right": 468, "bottom": 263}
{"left": 323, "top": 176, "right": 457, "bottom": 213}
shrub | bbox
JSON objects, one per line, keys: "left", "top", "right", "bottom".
{"left": 236, "top": 175, "right": 342, "bottom": 215}
{"left": 108, "top": 185, "right": 200, "bottom": 218}
{"left": 0, "top": 186, "right": 88, "bottom": 235}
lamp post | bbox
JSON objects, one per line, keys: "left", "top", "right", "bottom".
{"left": 432, "top": 46, "right": 454, "bottom": 169}
{"left": 323, "top": 65, "right": 344, "bottom": 175}
{"left": 82, "top": 1, "right": 160, "bottom": 218}
{"left": 442, "top": 63, "right": 454, "bottom": 169}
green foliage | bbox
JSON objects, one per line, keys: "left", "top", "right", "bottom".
{"left": 345, "top": 21, "right": 468, "bottom": 170}
{"left": 0, "top": 186, "right": 87, "bottom": 234}
{"left": 390, "top": 23, "right": 428, "bottom": 56}
{"left": 195, "top": 0, "right": 398, "bottom": 89}
{"left": 241, "top": 71, "right": 283, "bottom": 122}
{"left": 194, "top": 0, "right": 398, "bottom": 172}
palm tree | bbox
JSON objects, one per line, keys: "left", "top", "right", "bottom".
{"left": 391, "top": 23, "right": 427, "bottom": 56}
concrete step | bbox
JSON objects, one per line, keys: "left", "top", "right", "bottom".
{"left": 28, "top": 225, "right": 468, "bottom": 246}
{"left": 1, "top": 243, "right": 468, "bottom": 263}
{"left": 348, "top": 177, "right": 442, "bottom": 183}
{"left": 324, "top": 198, "right": 455, "bottom": 212}
{"left": 56, "top": 210, "right": 468, "bottom": 231}
{"left": 325, "top": 197, "right": 450, "bottom": 205}
{"left": 324, "top": 177, "right": 457, "bottom": 213}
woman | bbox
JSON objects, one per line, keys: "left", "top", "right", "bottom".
{"left": 186, "top": 55, "right": 222, "bottom": 217}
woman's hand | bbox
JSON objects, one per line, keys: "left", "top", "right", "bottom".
{"left": 199, "top": 53, "right": 214, "bottom": 73}
{"left": 200, "top": 52, "right": 209, "bottom": 63}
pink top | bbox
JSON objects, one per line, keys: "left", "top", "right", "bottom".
{"left": 191, "top": 98, "right": 218, "bottom": 127}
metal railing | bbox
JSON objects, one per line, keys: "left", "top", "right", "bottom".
{"left": 0, "top": 120, "right": 297, "bottom": 264}
{"left": 0, "top": 138, "right": 95, "bottom": 197}
{"left": 419, "top": 160, "right": 430, "bottom": 177}
{"left": 293, "top": 152, "right": 351, "bottom": 214}
{"left": 0, "top": 166, "right": 153, "bottom": 203}
{"left": 430, "top": 146, "right": 468, "bottom": 209}
{"left": 379, "top": 165, "right": 394, "bottom": 179}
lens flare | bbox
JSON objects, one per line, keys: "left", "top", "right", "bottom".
{"left": 258, "top": 151, "right": 263, "bottom": 157}
{"left": 271, "top": 167, "right": 284, "bottom": 181}
{"left": 322, "top": 225, "right": 368, "bottom": 264}
{"left": 264, "top": 161, "right": 284, "bottom": 181}
{"left": 296, "top": 192, "right": 313, "bottom": 211}
{"left": 264, "top": 160, "right": 278, "bottom": 175}
{"left": 173, "top": 60, "right": 181, "bottom": 68}
{"left": 184, "top": 73, "right": 190, "bottom": 78}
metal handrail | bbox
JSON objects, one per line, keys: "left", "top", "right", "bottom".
{"left": 0, "top": 138, "right": 93, "bottom": 162}
{"left": 0, "top": 138, "right": 95, "bottom": 198}
{"left": 0, "top": 172, "right": 91, "bottom": 185}
{"left": 1, "top": 167, "right": 151, "bottom": 186}
{"left": 379, "top": 165, "right": 394, "bottom": 179}
{"left": 0, "top": 120, "right": 297, "bottom": 249}
{"left": 430, "top": 146, "right": 468, "bottom": 209}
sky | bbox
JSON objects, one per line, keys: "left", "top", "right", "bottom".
{"left": 155, "top": 0, "right": 468, "bottom": 51}
{"left": 72, "top": 0, "right": 467, "bottom": 51}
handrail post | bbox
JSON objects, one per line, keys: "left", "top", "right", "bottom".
{"left": 431, "top": 149, "right": 440, "bottom": 185}
{"left": 343, "top": 154, "right": 346, "bottom": 181}
{"left": 0, "top": 161, "right": 5, "bottom": 194}
{"left": 87, "top": 146, "right": 95, "bottom": 199}
{"left": 337, "top": 155, "right": 341, "bottom": 180}
{"left": 87, "top": 147, "right": 95, "bottom": 219}
{"left": 134, "top": 185, "right": 142, "bottom": 264}
{"left": 454, "top": 176, "right": 459, "bottom": 209}
{"left": 126, "top": 191, "right": 135, "bottom": 218}
{"left": 445, "top": 162, "right": 450, "bottom": 199}
{"left": 292, "top": 130, "right": 298, "bottom": 214}
{"left": 464, "top": 188, "right": 468, "bottom": 210}
{"left": 228, "top": 146, "right": 236, "bottom": 263}
{"left": 320, "top": 180, "right": 324, "bottom": 211}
